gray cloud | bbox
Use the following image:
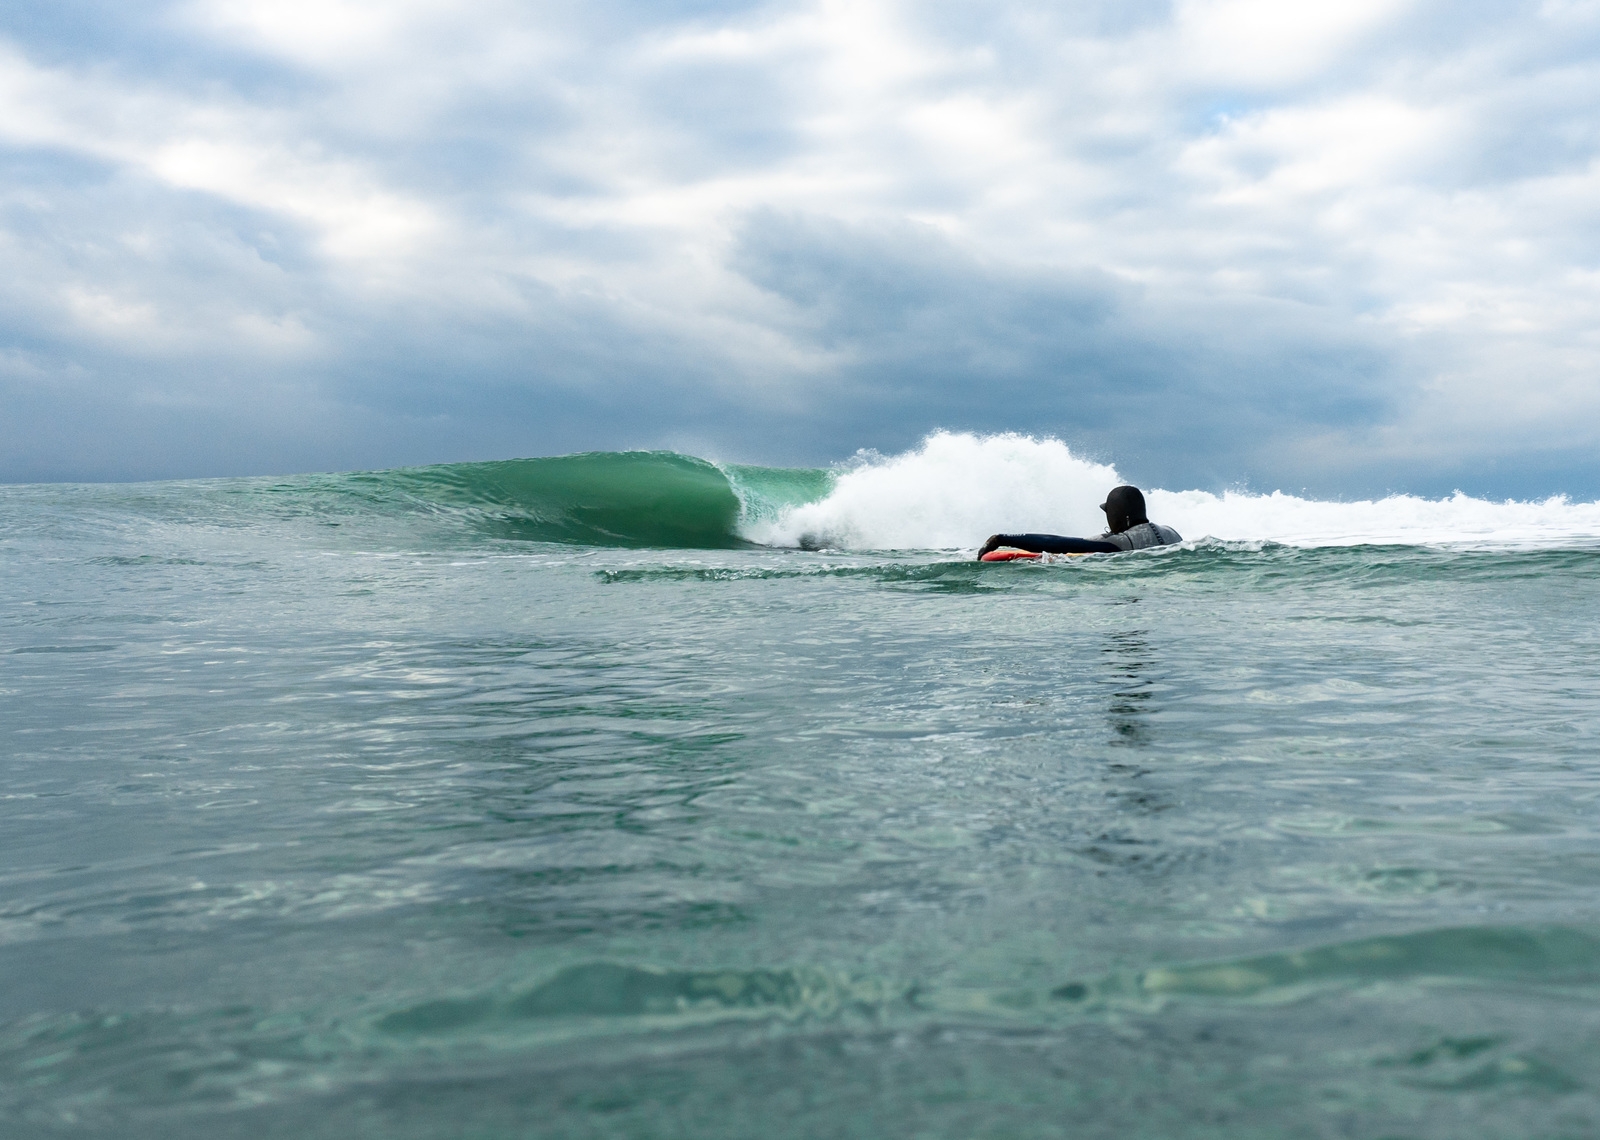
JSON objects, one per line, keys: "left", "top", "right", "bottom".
{"left": 728, "top": 210, "right": 1399, "bottom": 491}
{"left": 2, "top": 0, "right": 1600, "bottom": 495}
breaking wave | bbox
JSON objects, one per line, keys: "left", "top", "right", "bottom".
{"left": 743, "top": 432, "right": 1600, "bottom": 551}
{"left": 215, "top": 432, "right": 1600, "bottom": 551}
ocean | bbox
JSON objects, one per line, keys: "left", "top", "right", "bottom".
{"left": 4, "top": 431, "right": 1600, "bottom": 1139}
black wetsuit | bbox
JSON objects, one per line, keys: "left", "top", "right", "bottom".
{"left": 990, "top": 533, "right": 1123, "bottom": 554}
{"left": 986, "top": 522, "right": 1182, "bottom": 555}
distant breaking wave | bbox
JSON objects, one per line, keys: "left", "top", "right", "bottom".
{"left": 248, "top": 432, "right": 1600, "bottom": 551}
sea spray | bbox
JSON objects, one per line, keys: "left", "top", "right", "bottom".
{"left": 739, "top": 431, "right": 1120, "bottom": 550}
{"left": 741, "top": 431, "right": 1600, "bottom": 550}
{"left": 1148, "top": 487, "right": 1600, "bottom": 548}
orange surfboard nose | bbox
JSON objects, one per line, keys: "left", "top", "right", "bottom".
{"left": 980, "top": 550, "right": 1042, "bottom": 561}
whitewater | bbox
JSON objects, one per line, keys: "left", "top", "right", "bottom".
{"left": 5, "top": 431, "right": 1600, "bottom": 1140}
{"left": 734, "top": 432, "right": 1600, "bottom": 550}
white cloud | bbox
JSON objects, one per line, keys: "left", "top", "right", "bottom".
{"left": 147, "top": 138, "right": 439, "bottom": 262}
{"left": 1171, "top": 0, "right": 1414, "bottom": 87}
{"left": 182, "top": 0, "right": 464, "bottom": 68}
{"left": 1183, "top": 96, "right": 1454, "bottom": 201}
{"left": 63, "top": 286, "right": 161, "bottom": 337}
{"left": 0, "top": 45, "right": 441, "bottom": 266}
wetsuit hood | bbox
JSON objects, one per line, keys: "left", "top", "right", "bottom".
{"left": 1100, "top": 486, "right": 1148, "bottom": 534}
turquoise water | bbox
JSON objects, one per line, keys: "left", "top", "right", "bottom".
{"left": 5, "top": 451, "right": 1600, "bottom": 1138}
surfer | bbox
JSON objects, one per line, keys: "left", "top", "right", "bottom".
{"left": 976, "top": 485, "right": 1182, "bottom": 560}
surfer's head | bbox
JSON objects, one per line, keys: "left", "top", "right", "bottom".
{"left": 1100, "top": 486, "right": 1148, "bottom": 533}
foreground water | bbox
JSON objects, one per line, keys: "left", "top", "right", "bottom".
{"left": 5, "top": 438, "right": 1600, "bottom": 1138}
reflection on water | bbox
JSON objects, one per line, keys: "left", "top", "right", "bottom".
{"left": 1101, "top": 627, "right": 1157, "bottom": 746}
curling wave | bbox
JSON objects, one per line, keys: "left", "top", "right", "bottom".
{"left": 301, "top": 451, "right": 831, "bottom": 549}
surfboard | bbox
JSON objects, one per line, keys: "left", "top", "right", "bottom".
{"left": 980, "top": 550, "right": 1042, "bottom": 562}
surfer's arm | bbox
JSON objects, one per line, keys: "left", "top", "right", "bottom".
{"left": 977, "top": 533, "right": 1122, "bottom": 559}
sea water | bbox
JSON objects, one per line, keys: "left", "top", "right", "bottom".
{"left": 4, "top": 432, "right": 1600, "bottom": 1139}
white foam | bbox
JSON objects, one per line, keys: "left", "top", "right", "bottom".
{"left": 742, "top": 431, "right": 1600, "bottom": 551}
{"left": 1149, "top": 487, "right": 1600, "bottom": 548}
{"left": 741, "top": 431, "right": 1118, "bottom": 550}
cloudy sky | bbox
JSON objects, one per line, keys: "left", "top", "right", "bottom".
{"left": 3, "top": 0, "right": 1599, "bottom": 495}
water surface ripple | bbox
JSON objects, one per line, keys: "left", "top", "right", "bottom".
{"left": 3, "top": 483, "right": 1600, "bottom": 1137}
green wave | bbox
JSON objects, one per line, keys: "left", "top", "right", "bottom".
{"left": 313, "top": 451, "right": 833, "bottom": 549}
